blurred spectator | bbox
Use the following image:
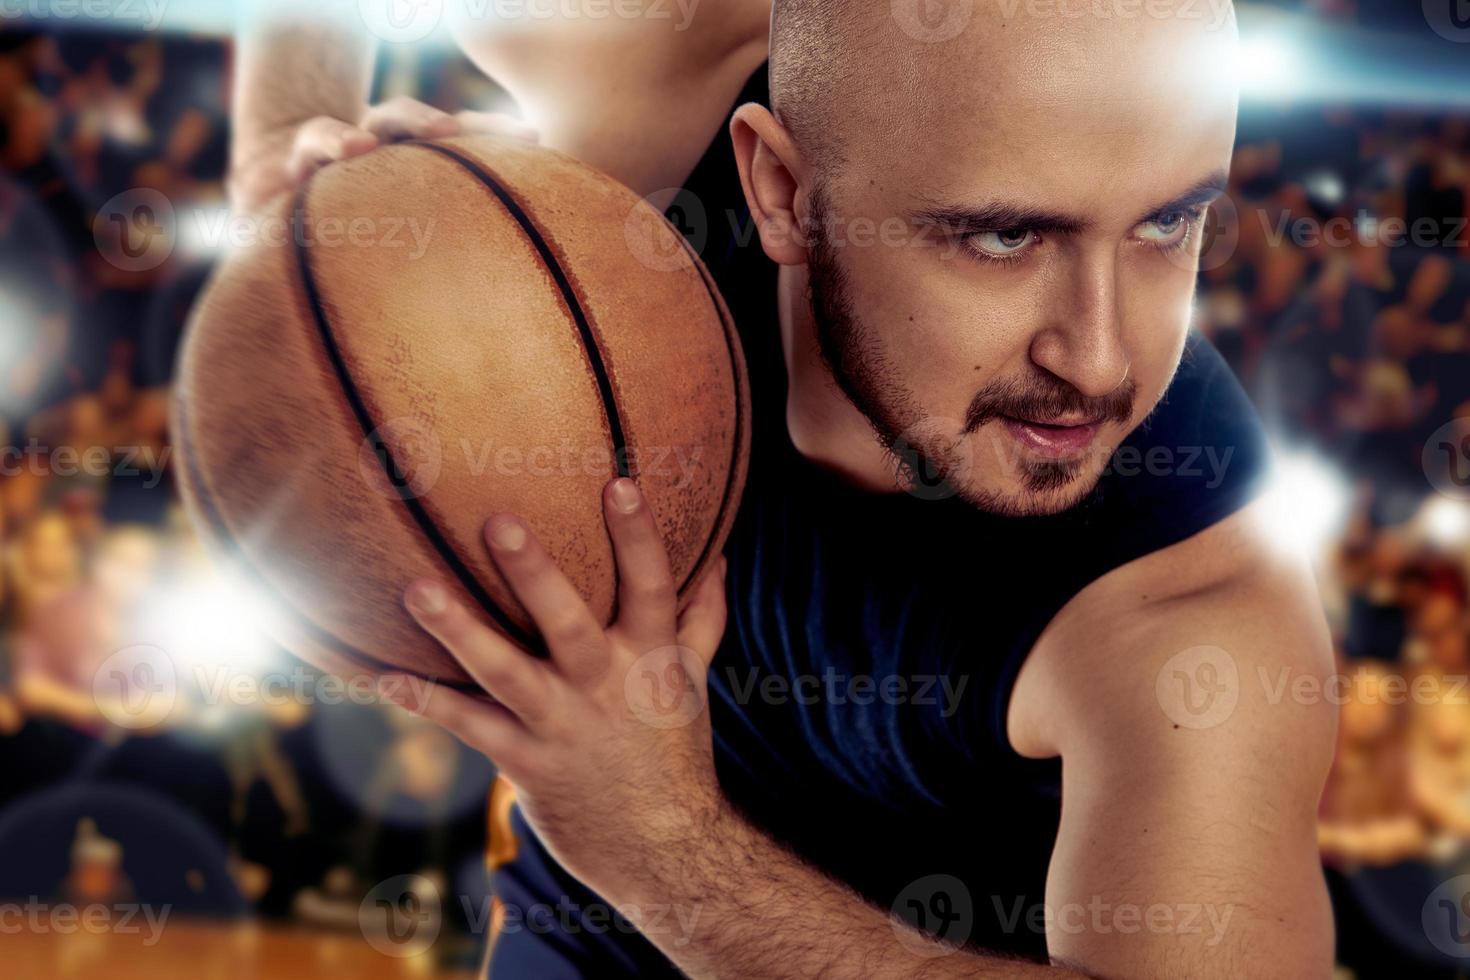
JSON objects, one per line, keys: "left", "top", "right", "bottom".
{"left": 1319, "top": 660, "right": 1426, "bottom": 866}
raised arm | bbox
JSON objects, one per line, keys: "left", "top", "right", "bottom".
{"left": 228, "top": 1, "right": 535, "bottom": 213}
{"left": 229, "top": 2, "right": 374, "bottom": 212}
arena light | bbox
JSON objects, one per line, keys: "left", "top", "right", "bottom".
{"left": 177, "top": 202, "right": 232, "bottom": 262}
{"left": 0, "top": 293, "right": 26, "bottom": 368}
{"left": 1302, "top": 170, "right": 1346, "bottom": 208}
{"left": 138, "top": 574, "right": 280, "bottom": 677}
{"left": 1235, "top": 35, "right": 1298, "bottom": 99}
{"left": 1259, "top": 449, "right": 1352, "bottom": 559}
{"left": 1419, "top": 496, "right": 1470, "bottom": 549}
{"left": 0, "top": 288, "right": 43, "bottom": 416}
{"left": 1234, "top": 5, "right": 1470, "bottom": 109}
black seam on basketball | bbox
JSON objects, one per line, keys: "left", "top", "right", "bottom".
{"left": 289, "top": 182, "right": 543, "bottom": 656}
{"left": 415, "top": 141, "right": 745, "bottom": 600}
{"left": 671, "top": 231, "right": 746, "bottom": 595}
{"left": 410, "top": 142, "right": 631, "bottom": 479}
{"left": 173, "top": 393, "right": 482, "bottom": 690}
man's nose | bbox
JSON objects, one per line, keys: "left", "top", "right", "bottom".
{"left": 1028, "top": 254, "right": 1131, "bottom": 399}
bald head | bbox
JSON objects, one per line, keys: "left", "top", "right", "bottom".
{"left": 769, "top": 0, "right": 1239, "bottom": 181}
{"left": 768, "top": 1, "right": 852, "bottom": 172}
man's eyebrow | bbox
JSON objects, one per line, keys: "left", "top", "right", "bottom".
{"left": 910, "top": 201, "right": 1088, "bottom": 236}
{"left": 908, "top": 169, "right": 1230, "bottom": 235}
{"left": 1139, "top": 169, "right": 1230, "bottom": 221}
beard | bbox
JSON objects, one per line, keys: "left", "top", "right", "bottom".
{"left": 802, "top": 182, "right": 1136, "bottom": 517}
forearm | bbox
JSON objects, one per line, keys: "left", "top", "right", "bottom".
{"left": 609, "top": 798, "right": 1094, "bottom": 980}
{"left": 231, "top": 2, "right": 374, "bottom": 181}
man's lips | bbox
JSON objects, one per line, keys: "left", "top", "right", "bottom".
{"left": 997, "top": 414, "right": 1103, "bottom": 459}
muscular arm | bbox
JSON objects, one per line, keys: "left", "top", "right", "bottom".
{"left": 598, "top": 504, "right": 1336, "bottom": 979}
{"left": 1015, "top": 501, "right": 1339, "bottom": 977}
{"left": 599, "top": 799, "right": 1095, "bottom": 979}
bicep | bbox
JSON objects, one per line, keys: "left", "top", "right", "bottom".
{"left": 1045, "top": 724, "right": 1334, "bottom": 978}
{"left": 1039, "top": 593, "right": 1337, "bottom": 977}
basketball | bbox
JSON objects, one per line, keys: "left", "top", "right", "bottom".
{"left": 170, "top": 135, "right": 750, "bottom": 686}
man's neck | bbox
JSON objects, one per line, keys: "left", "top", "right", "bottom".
{"left": 776, "top": 264, "right": 907, "bottom": 495}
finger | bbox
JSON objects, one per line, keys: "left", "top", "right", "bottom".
{"left": 359, "top": 97, "right": 461, "bottom": 141}
{"left": 484, "top": 516, "right": 607, "bottom": 682}
{"left": 378, "top": 673, "right": 532, "bottom": 772}
{"left": 453, "top": 110, "right": 540, "bottom": 143}
{"left": 403, "top": 579, "right": 557, "bottom": 725}
{"left": 285, "top": 117, "right": 378, "bottom": 182}
{"left": 603, "top": 478, "right": 678, "bottom": 648}
{"left": 676, "top": 556, "right": 728, "bottom": 664}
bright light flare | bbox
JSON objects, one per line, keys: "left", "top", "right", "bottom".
{"left": 1260, "top": 450, "right": 1352, "bottom": 559}
{"left": 138, "top": 575, "right": 279, "bottom": 677}
{"left": 1419, "top": 496, "right": 1470, "bottom": 549}
{"left": 1236, "top": 35, "right": 1299, "bottom": 98}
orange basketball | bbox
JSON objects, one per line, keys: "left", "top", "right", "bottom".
{"left": 170, "top": 135, "right": 750, "bottom": 687}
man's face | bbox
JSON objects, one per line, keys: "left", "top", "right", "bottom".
{"left": 802, "top": 10, "right": 1239, "bottom": 516}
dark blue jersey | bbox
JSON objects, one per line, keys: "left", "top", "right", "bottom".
{"left": 487, "top": 62, "right": 1270, "bottom": 977}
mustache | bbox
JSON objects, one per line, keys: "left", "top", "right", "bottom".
{"left": 963, "top": 375, "right": 1137, "bottom": 434}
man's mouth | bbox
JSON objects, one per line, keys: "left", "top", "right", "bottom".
{"left": 997, "top": 414, "right": 1104, "bottom": 459}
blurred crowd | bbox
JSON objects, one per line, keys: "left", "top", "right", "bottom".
{"left": 1, "top": 9, "right": 1469, "bottom": 978}
{"left": 1191, "top": 108, "right": 1470, "bottom": 868}
{"left": 1193, "top": 98, "right": 1470, "bottom": 974}
{"left": 0, "top": 30, "right": 498, "bottom": 967}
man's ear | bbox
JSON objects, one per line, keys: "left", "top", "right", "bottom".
{"left": 730, "top": 103, "right": 809, "bottom": 267}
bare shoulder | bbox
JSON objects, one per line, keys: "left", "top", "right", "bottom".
{"left": 1008, "top": 496, "right": 1339, "bottom": 769}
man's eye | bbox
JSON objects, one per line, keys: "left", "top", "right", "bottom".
{"left": 1136, "top": 208, "right": 1200, "bottom": 246}
{"left": 965, "top": 228, "right": 1037, "bottom": 258}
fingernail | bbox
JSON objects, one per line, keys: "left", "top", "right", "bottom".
{"left": 611, "top": 478, "right": 641, "bottom": 514}
{"left": 489, "top": 517, "right": 527, "bottom": 551}
{"left": 407, "top": 582, "right": 447, "bottom": 615}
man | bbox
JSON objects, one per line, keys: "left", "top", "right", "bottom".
{"left": 234, "top": 2, "right": 1337, "bottom": 976}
